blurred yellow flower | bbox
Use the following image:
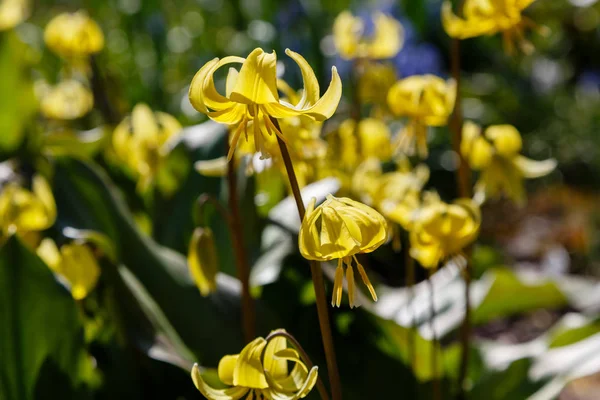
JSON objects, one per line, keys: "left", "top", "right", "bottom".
{"left": 44, "top": 11, "right": 104, "bottom": 58}
{"left": 357, "top": 62, "right": 397, "bottom": 112}
{"left": 38, "top": 80, "right": 94, "bottom": 120}
{"left": 461, "top": 121, "right": 556, "bottom": 205}
{"left": 0, "top": 0, "right": 29, "bottom": 31}
{"left": 191, "top": 332, "right": 318, "bottom": 400}
{"left": 388, "top": 75, "right": 456, "bottom": 158}
{"left": 442, "top": 0, "right": 543, "bottom": 53}
{"left": 188, "top": 48, "right": 341, "bottom": 159}
{"left": 37, "top": 238, "right": 101, "bottom": 300}
{"left": 299, "top": 195, "right": 387, "bottom": 308}
{"left": 410, "top": 196, "right": 480, "bottom": 269}
{"left": 333, "top": 11, "right": 404, "bottom": 60}
{"left": 188, "top": 227, "right": 218, "bottom": 297}
{"left": 0, "top": 175, "right": 56, "bottom": 242}
{"left": 112, "top": 103, "right": 182, "bottom": 191}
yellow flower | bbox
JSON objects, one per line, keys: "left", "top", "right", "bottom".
{"left": 0, "top": 0, "right": 29, "bottom": 31}
{"left": 112, "top": 103, "right": 182, "bottom": 190}
{"left": 37, "top": 238, "right": 101, "bottom": 300}
{"left": 461, "top": 121, "right": 556, "bottom": 205}
{"left": 333, "top": 11, "right": 404, "bottom": 60}
{"left": 188, "top": 48, "right": 341, "bottom": 159}
{"left": 0, "top": 175, "right": 56, "bottom": 241}
{"left": 38, "top": 80, "right": 94, "bottom": 120}
{"left": 357, "top": 62, "right": 397, "bottom": 112}
{"left": 410, "top": 196, "right": 480, "bottom": 269}
{"left": 387, "top": 75, "right": 456, "bottom": 158}
{"left": 299, "top": 195, "right": 387, "bottom": 308}
{"left": 188, "top": 227, "right": 218, "bottom": 297}
{"left": 44, "top": 11, "right": 104, "bottom": 58}
{"left": 191, "top": 332, "right": 318, "bottom": 400}
{"left": 442, "top": 0, "right": 543, "bottom": 54}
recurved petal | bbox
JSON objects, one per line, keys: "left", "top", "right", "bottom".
{"left": 263, "top": 333, "right": 288, "bottom": 380}
{"left": 203, "top": 56, "right": 246, "bottom": 110}
{"left": 230, "top": 48, "right": 279, "bottom": 105}
{"left": 233, "top": 337, "right": 269, "bottom": 389}
{"left": 441, "top": 1, "right": 498, "bottom": 39}
{"left": 192, "top": 364, "right": 249, "bottom": 400}
{"left": 513, "top": 155, "right": 557, "bottom": 178}
{"left": 332, "top": 11, "right": 362, "bottom": 59}
{"left": 264, "top": 366, "right": 318, "bottom": 400}
{"left": 60, "top": 243, "right": 101, "bottom": 300}
{"left": 285, "top": 49, "right": 319, "bottom": 108}
{"left": 189, "top": 58, "right": 219, "bottom": 113}
{"left": 218, "top": 355, "right": 239, "bottom": 386}
{"left": 195, "top": 157, "right": 228, "bottom": 177}
{"left": 367, "top": 12, "right": 404, "bottom": 59}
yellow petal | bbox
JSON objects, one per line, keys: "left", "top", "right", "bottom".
{"left": 263, "top": 366, "right": 318, "bottom": 400}
{"left": 188, "top": 227, "right": 219, "bottom": 296}
{"left": 37, "top": 238, "right": 62, "bottom": 273}
{"left": 191, "top": 364, "right": 249, "bottom": 400}
{"left": 485, "top": 124, "right": 522, "bottom": 156}
{"left": 284, "top": 49, "right": 319, "bottom": 108}
{"left": 332, "top": 11, "right": 363, "bottom": 59}
{"left": 230, "top": 48, "right": 279, "bottom": 105}
{"left": 218, "top": 355, "right": 239, "bottom": 386}
{"left": 39, "top": 80, "right": 94, "bottom": 120}
{"left": 441, "top": 1, "right": 499, "bottom": 39}
{"left": 367, "top": 12, "right": 404, "bottom": 59}
{"left": 233, "top": 338, "right": 268, "bottom": 389}
{"left": 32, "top": 175, "right": 56, "bottom": 228}
{"left": 0, "top": 0, "right": 29, "bottom": 31}
{"left": 60, "top": 243, "right": 101, "bottom": 300}
{"left": 263, "top": 332, "right": 288, "bottom": 380}
{"left": 195, "top": 157, "right": 228, "bottom": 177}
{"left": 513, "top": 155, "right": 556, "bottom": 178}
{"left": 468, "top": 137, "right": 493, "bottom": 170}
{"left": 44, "top": 11, "right": 104, "bottom": 57}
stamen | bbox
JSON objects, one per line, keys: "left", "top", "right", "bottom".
{"left": 227, "top": 119, "right": 246, "bottom": 160}
{"left": 332, "top": 259, "right": 344, "bottom": 307}
{"left": 353, "top": 255, "right": 378, "bottom": 302}
{"left": 346, "top": 264, "right": 356, "bottom": 308}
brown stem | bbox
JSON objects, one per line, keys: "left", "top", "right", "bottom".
{"left": 195, "top": 193, "right": 231, "bottom": 227}
{"left": 428, "top": 273, "right": 442, "bottom": 400}
{"left": 272, "top": 118, "right": 342, "bottom": 400}
{"left": 89, "top": 56, "right": 120, "bottom": 125}
{"left": 266, "top": 330, "right": 330, "bottom": 400}
{"left": 225, "top": 141, "right": 255, "bottom": 344}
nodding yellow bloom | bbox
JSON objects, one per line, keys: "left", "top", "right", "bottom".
{"left": 191, "top": 331, "right": 318, "bottom": 400}
{"left": 44, "top": 11, "right": 104, "bottom": 58}
{"left": 188, "top": 48, "right": 341, "bottom": 159}
{"left": 0, "top": 0, "right": 29, "bottom": 31}
{"left": 0, "top": 175, "right": 56, "bottom": 242}
{"left": 442, "top": 0, "right": 544, "bottom": 54}
{"left": 299, "top": 195, "right": 387, "bottom": 308}
{"left": 333, "top": 11, "right": 404, "bottom": 60}
{"left": 410, "top": 196, "right": 480, "bottom": 269}
{"left": 388, "top": 75, "right": 456, "bottom": 158}
{"left": 358, "top": 62, "right": 397, "bottom": 112}
{"left": 38, "top": 80, "right": 94, "bottom": 120}
{"left": 37, "top": 238, "right": 101, "bottom": 300}
{"left": 461, "top": 121, "right": 556, "bottom": 205}
{"left": 112, "top": 103, "right": 182, "bottom": 191}
{"left": 188, "top": 227, "right": 218, "bottom": 297}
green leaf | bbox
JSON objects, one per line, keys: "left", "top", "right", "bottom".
{"left": 0, "top": 236, "right": 85, "bottom": 400}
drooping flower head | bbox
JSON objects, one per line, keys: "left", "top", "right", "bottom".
{"left": 112, "top": 103, "right": 182, "bottom": 191}
{"left": 0, "top": 0, "right": 29, "bottom": 31}
{"left": 38, "top": 80, "right": 94, "bottom": 120}
{"left": 188, "top": 48, "right": 341, "bottom": 159}
{"left": 191, "top": 331, "right": 318, "bottom": 400}
{"left": 0, "top": 175, "right": 56, "bottom": 244}
{"left": 299, "top": 195, "right": 387, "bottom": 308}
{"left": 442, "top": 0, "right": 544, "bottom": 54}
{"left": 387, "top": 75, "right": 456, "bottom": 158}
{"left": 333, "top": 11, "right": 404, "bottom": 60}
{"left": 44, "top": 11, "right": 104, "bottom": 58}
{"left": 37, "top": 238, "right": 101, "bottom": 300}
{"left": 410, "top": 196, "right": 480, "bottom": 269}
{"left": 461, "top": 121, "right": 556, "bottom": 205}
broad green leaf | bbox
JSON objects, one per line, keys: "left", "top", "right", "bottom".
{"left": 0, "top": 236, "right": 85, "bottom": 400}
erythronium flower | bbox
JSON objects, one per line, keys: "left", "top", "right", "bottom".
{"left": 191, "top": 332, "right": 318, "bottom": 400}
{"left": 0, "top": 0, "right": 29, "bottom": 31}
{"left": 188, "top": 227, "right": 218, "bottom": 297}
{"left": 188, "top": 48, "right": 341, "bottom": 160}
{"left": 442, "top": 0, "right": 545, "bottom": 54}
{"left": 299, "top": 195, "right": 387, "bottom": 308}
{"left": 410, "top": 196, "right": 480, "bottom": 269}
{"left": 461, "top": 121, "right": 556, "bottom": 205}
{"left": 333, "top": 11, "right": 404, "bottom": 60}
{"left": 37, "top": 238, "right": 101, "bottom": 300}
{"left": 44, "top": 11, "right": 104, "bottom": 58}
{"left": 38, "top": 80, "right": 94, "bottom": 120}
{"left": 387, "top": 75, "right": 456, "bottom": 158}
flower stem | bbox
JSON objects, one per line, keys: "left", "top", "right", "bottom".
{"left": 428, "top": 273, "right": 442, "bottom": 400}
{"left": 266, "top": 330, "right": 330, "bottom": 400}
{"left": 89, "top": 56, "right": 120, "bottom": 125}
{"left": 272, "top": 118, "right": 343, "bottom": 400}
{"left": 225, "top": 141, "right": 255, "bottom": 344}
{"left": 194, "top": 193, "right": 231, "bottom": 228}
{"left": 405, "top": 241, "right": 416, "bottom": 372}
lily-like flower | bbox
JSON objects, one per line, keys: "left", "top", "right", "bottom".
{"left": 461, "top": 121, "right": 556, "bottom": 205}
{"left": 0, "top": 175, "right": 56, "bottom": 243}
{"left": 410, "top": 196, "right": 480, "bottom": 269}
{"left": 387, "top": 75, "right": 456, "bottom": 158}
{"left": 191, "top": 332, "right": 318, "bottom": 400}
{"left": 188, "top": 48, "right": 341, "bottom": 159}
{"left": 38, "top": 80, "right": 94, "bottom": 120}
{"left": 188, "top": 227, "right": 218, "bottom": 297}
{"left": 0, "top": 0, "right": 29, "bottom": 31}
{"left": 442, "top": 0, "right": 544, "bottom": 54}
{"left": 37, "top": 238, "right": 101, "bottom": 300}
{"left": 44, "top": 11, "right": 104, "bottom": 58}
{"left": 299, "top": 195, "right": 387, "bottom": 308}
{"left": 333, "top": 11, "right": 404, "bottom": 60}
{"left": 112, "top": 103, "right": 182, "bottom": 191}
